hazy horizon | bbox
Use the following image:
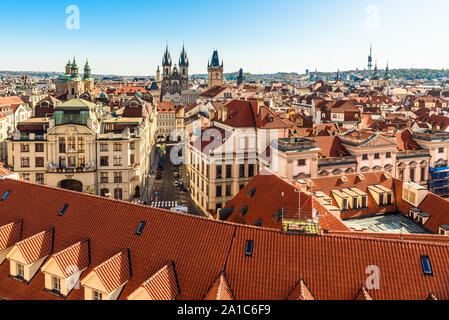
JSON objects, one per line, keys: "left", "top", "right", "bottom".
{"left": 1, "top": 0, "right": 448, "bottom": 76}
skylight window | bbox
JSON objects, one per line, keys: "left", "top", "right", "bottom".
{"left": 239, "top": 206, "right": 248, "bottom": 217}
{"left": 136, "top": 221, "right": 146, "bottom": 235}
{"left": 59, "top": 204, "right": 69, "bottom": 216}
{"left": 248, "top": 188, "right": 256, "bottom": 198}
{"left": 421, "top": 256, "right": 433, "bottom": 276}
{"left": 253, "top": 220, "right": 263, "bottom": 227}
{"left": 1, "top": 190, "right": 11, "bottom": 201}
{"left": 245, "top": 240, "right": 254, "bottom": 257}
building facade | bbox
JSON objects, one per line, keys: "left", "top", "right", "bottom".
{"left": 7, "top": 97, "right": 155, "bottom": 201}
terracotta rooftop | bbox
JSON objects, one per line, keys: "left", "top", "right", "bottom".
{"left": 0, "top": 178, "right": 449, "bottom": 300}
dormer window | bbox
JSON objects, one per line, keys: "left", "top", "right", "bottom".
{"left": 52, "top": 276, "right": 61, "bottom": 293}
{"left": 93, "top": 291, "right": 103, "bottom": 300}
{"left": 16, "top": 263, "right": 24, "bottom": 279}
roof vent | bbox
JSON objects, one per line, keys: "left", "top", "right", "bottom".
{"left": 274, "top": 210, "right": 283, "bottom": 222}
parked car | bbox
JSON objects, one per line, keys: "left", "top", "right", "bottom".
{"left": 173, "top": 180, "right": 179, "bottom": 187}
{"left": 174, "top": 172, "right": 179, "bottom": 178}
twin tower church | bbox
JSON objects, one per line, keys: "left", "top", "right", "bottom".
{"left": 55, "top": 46, "right": 227, "bottom": 102}
{"left": 157, "top": 44, "right": 225, "bottom": 99}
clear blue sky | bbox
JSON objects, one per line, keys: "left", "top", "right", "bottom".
{"left": 1, "top": 0, "right": 448, "bottom": 76}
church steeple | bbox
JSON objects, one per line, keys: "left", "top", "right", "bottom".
{"left": 65, "top": 59, "right": 72, "bottom": 74}
{"left": 179, "top": 44, "right": 189, "bottom": 67}
{"left": 162, "top": 44, "right": 172, "bottom": 66}
{"left": 383, "top": 61, "right": 391, "bottom": 80}
{"left": 83, "top": 58, "right": 91, "bottom": 79}
{"left": 71, "top": 57, "right": 79, "bottom": 77}
{"left": 371, "top": 61, "right": 379, "bottom": 80}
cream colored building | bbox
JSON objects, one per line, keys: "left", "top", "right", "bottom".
{"left": 7, "top": 98, "right": 155, "bottom": 201}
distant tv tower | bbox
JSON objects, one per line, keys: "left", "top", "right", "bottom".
{"left": 368, "top": 43, "right": 373, "bottom": 72}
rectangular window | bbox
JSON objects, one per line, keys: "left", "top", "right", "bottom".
{"left": 421, "top": 167, "right": 426, "bottom": 182}
{"left": 248, "top": 164, "right": 254, "bottom": 177}
{"left": 100, "top": 172, "right": 109, "bottom": 183}
{"left": 410, "top": 168, "right": 415, "bottom": 182}
{"left": 226, "top": 184, "right": 232, "bottom": 197}
{"left": 245, "top": 240, "right": 254, "bottom": 256}
{"left": 100, "top": 143, "right": 108, "bottom": 152}
{"left": 114, "top": 188, "right": 122, "bottom": 200}
{"left": 361, "top": 196, "right": 367, "bottom": 208}
{"left": 298, "top": 159, "right": 306, "bottom": 166}
{"left": 22, "top": 173, "right": 30, "bottom": 181}
{"left": 114, "top": 172, "right": 122, "bottom": 183}
{"left": 113, "top": 142, "right": 122, "bottom": 152}
{"left": 239, "top": 164, "right": 245, "bottom": 178}
{"left": 130, "top": 141, "right": 135, "bottom": 150}
{"left": 78, "top": 137, "right": 85, "bottom": 153}
{"left": 21, "top": 157, "right": 30, "bottom": 168}
{"left": 399, "top": 169, "right": 404, "bottom": 180}
{"left": 439, "top": 147, "right": 444, "bottom": 154}
{"left": 68, "top": 156, "right": 76, "bottom": 168}
{"left": 216, "top": 165, "right": 222, "bottom": 179}
{"left": 52, "top": 276, "right": 61, "bottom": 292}
{"left": 78, "top": 156, "right": 85, "bottom": 168}
{"left": 387, "top": 193, "right": 392, "bottom": 205}
{"left": 35, "top": 157, "right": 44, "bottom": 168}
{"left": 130, "top": 154, "right": 135, "bottom": 165}
{"left": 216, "top": 185, "right": 222, "bottom": 197}
{"left": 386, "top": 152, "right": 391, "bottom": 158}
{"left": 374, "top": 153, "right": 380, "bottom": 159}
{"left": 20, "top": 143, "right": 29, "bottom": 152}
{"left": 226, "top": 165, "right": 232, "bottom": 178}
{"left": 93, "top": 290, "right": 103, "bottom": 300}
{"left": 362, "top": 154, "right": 368, "bottom": 161}
{"left": 36, "top": 173, "right": 44, "bottom": 184}
{"left": 67, "top": 137, "right": 76, "bottom": 151}
{"left": 16, "top": 263, "right": 24, "bottom": 278}
{"left": 35, "top": 143, "right": 44, "bottom": 153}
{"left": 59, "top": 138, "right": 66, "bottom": 153}
{"left": 114, "top": 156, "right": 122, "bottom": 166}
{"left": 379, "top": 193, "right": 384, "bottom": 205}
{"left": 100, "top": 156, "right": 109, "bottom": 167}
{"left": 421, "top": 256, "right": 433, "bottom": 276}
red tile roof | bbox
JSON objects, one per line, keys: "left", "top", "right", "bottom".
{"left": 0, "top": 220, "right": 22, "bottom": 251}
{"left": 15, "top": 229, "right": 53, "bottom": 264}
{"left": 90, "top": 250, "right": 130, "bottom": 294}
{"left": 0, "top": 179, "right": 449, "bottom": 300}
{"left": 47, "top": 240, "right": 90, "bottom": 278}
{"left": 204, "top": 272, "right": 234, "bottom": 300}
{"left": 139, "top": 261, "right": 180, "bottom": 300}
{"left": 287, "top": 279, "right": 315, "bottom": 300}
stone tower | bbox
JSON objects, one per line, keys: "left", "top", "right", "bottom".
{"left": 207, "top": 50, "right": 224, "bottom": 88}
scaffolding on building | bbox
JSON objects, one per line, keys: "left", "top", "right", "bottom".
{"left": 429, "top": 167, "right": 449, "bottom": 197}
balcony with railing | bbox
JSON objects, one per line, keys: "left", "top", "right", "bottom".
{"left": 46, "top": 161, "right": 96, "bottom": 173}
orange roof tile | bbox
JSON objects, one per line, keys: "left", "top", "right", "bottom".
{"left": 16, "top": 229, "right": 53, "bottom": 264}
{"left": 140, "top": 261, "right": 180, "bottom": 300}
{"left": 91, "top": 250, "right": 130, "bottom": 294}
